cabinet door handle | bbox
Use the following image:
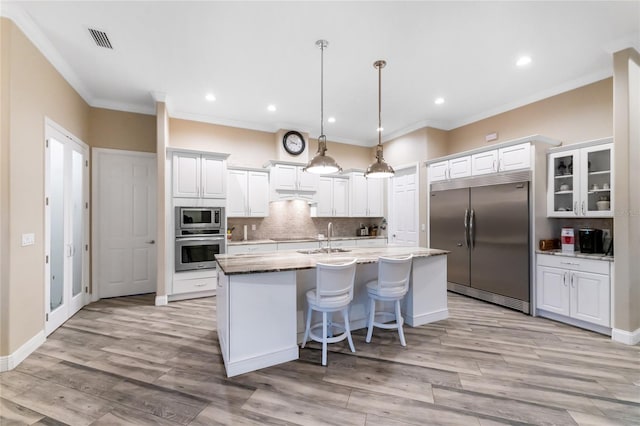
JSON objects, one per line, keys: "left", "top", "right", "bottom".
{"left": 563, "top": 271, "right": 568, "bottom": 286}
{"left": 492, "top": 160, "right": 496, "bottom": 172}
{"left": 573, "top": 201, "right": 578, "bottom": 215}
{"left": 570, "top": 273, "right": 575, "bottom": 288}
{"left": 581, "top": 201, "right": 586, "bottom": 216}
{"left": 446, "top": 168, "right": 450, "bottom": 179}
{"left": 497, "top": 158, "right": 501, "bottom": 172}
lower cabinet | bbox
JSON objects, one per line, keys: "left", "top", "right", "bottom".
{"left": 172, "top": 270, "right": 217, "bottom": 296}
{"left": 227, "top": 243, "right": 277, "bottom": 254}
{"left": 536, "top": 254, "right": 611, "bottom": 328}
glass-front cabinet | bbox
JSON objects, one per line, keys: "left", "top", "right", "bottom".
{"left": 547, "top": 138, "right": 613, "bottom": 218}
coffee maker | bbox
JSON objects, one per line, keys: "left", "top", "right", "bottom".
{"left": 578, "top": 228, "right": 603, "bottom": 253}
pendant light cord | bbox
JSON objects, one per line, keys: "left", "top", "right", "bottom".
{"left": 378, "top": 62, "right": 382, "bottom": 146}
{"left": 320, "top": 41, "right": 324, "bottom": 139}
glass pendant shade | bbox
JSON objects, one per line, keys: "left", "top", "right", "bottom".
{"left": 364, "top": 59, "right": 394, "bottom": 179}
{"left": 304, "top": 39, "right": 341, "bottom": 175}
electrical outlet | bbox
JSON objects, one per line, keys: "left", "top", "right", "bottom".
{"left": 602, "top": 229, "right": 611, "bottom": 240}
{"left": 21, "top": 233, "right": 35, "bottom": 246}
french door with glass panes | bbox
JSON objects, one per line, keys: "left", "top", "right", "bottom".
{"left": 44, "top": 120, "right": 90, "bottom": 335}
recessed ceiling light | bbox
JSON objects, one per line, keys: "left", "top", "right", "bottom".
{"left": 516, "top": 56, "right": 532, "bottom": 67}
{"left": 205, "top": 93, "right": 216, "bottom": 102}
{"left": 267, "top": 104, "right": 277, "bottom": 112}
{"left": 434, "top": 97, "right": 445, "bottom": 105}
{"left": 328, "top": 117, "right": 336, "bottom": 123}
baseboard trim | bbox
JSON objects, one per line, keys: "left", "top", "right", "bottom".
{"left": 537, "top": 309, "right": 611, "bottom": 336}
{"left": 155, "top": 295, "right": 168, "bottom": 306}
{"left": 224, "top": 345, "right": 299, "bottom": 378}
{"left": 612, "top": 327, "right": 640, "bottom": 345}
{"left": 167, "top": 290, "right": 216, "bottom": 302}
{"left": 0, "top": 330, "right": 46, "bottom": 372}
{"left": 406, "top": 308, "right": 449, "bottom": 327}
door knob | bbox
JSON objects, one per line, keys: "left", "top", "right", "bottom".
{"left": 146, "top": 240, "right": 155, "bottom": 244}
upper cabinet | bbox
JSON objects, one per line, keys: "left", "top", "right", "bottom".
{"left": 471, "top": 143, "right": 531, "bottom": 176}
{"left": 349, "top": 172, "right": 383, "bottom": 217}
{"left": 268, "top": 162, "right": 319, "bottom": 201}
{"left": 427, "top": 137, "right": 556, "bottom": 184}
{"left": 315, "top": 176, "right": 349, "bottom": 217}
{"left": 173, "top": 151, "right": 227, "bottom": 199}
{"left": 547, "top": 138, "right": 613, "bottom": 218}
{"left": 227, "top": 168, "right": 270, "bottom": 217}
{"left": 429, "top": 156, "right": 471, "bottom": 182}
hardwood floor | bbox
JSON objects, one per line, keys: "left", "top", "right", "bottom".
{"left": 1, "top": 293, "right": 638, "bottom": 425}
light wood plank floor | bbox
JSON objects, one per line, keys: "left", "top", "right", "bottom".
{"left": 1, "top": 293, "right": 639, "bottom": 425}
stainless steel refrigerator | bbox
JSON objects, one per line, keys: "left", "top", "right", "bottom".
{"left": 430, "top": 174, "right": 530, "bottom": 313}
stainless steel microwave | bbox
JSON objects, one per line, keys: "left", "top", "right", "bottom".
{"left": 176, "top": 207, "right": 223, "bottom": 230}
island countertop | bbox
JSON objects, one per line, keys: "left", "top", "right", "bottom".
{"left": 216, "top": 246, "right": 449, "bottom": 275}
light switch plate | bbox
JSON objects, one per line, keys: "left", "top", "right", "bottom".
{"left": 21, "top": 233, "right": 35, "bottom": 246}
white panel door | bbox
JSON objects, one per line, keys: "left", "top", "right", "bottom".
{"left": 95, "top": 150, "right": 157, "bottom": 299}
{"left": 297, "top": 167, "right": 319, "bottom": 191}
{"left": 448, "top": 156, "right": 472, "bottom": 179}
{"left": 350, "top": 172, "right": 368, "bottom": 217}
{"left": 499, "top": 143, "right": 530, "bottom": 171}
{"left": 429, "top": 161, "right": 448, "bottom": 182}
{"left": 202, "top": 155, "right": 226, "bottom": 198}
{"left": 471, "top": 150, "right": 498, "bottom": 175}
{"left": 227, "top": 170, "right": 248, "bottom": 217}
{"left": 273, "top": 164, "right": 297, "bottom": 191}
{"left": 536, "top": 266, "right": 570, "bottom": 315}
{"left": 570, "top": 271, "right": 610, "bottom": 327}
{"left": 316, "top": 177, "right": 334, "bottom": 216}
{"left": 45, "top": 122, "right": 89, "bottom": 336}
{"left": 172, "top": 152, "right": 200, "bottom": 197}
{"left": 389, "top": 166, "right": 418, "bottom": 246}
{"left": 247, "top": 171, "right": 270, "bottom": 217}
{"left": 333, "top": 178, "right": 349, "bottom": 217}
{"left": 366, "top": 177, "right": 383, "bottom": 217}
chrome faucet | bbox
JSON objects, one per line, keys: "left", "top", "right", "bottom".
{"left": 327, "top": 222, "right": 333, "bottom": 252}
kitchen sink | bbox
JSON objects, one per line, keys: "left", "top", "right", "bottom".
{"left": 297, "top": 248, "right": 352, "bottom": 254}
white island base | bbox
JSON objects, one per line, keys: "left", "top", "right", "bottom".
{"left": 217, "top": 252, "right": 447, "bottom": 377}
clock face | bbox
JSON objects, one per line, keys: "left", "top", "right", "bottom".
{"left": 283, "top": 131, "right": 306, "bottom": 156}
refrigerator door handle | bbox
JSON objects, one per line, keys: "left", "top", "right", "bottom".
{"left": 464, "top": 208, "right": 470, "bottom": 248}
{"left": 469, "top": 209, "right": 475, "bottom": 249}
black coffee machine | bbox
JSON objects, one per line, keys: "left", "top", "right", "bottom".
{"left": 579, "top": 228, "right": 603, "bottom": 253}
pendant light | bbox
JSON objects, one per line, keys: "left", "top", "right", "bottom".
{"left": 303, "top": 40, "right": 342, "bottom": 174}
{"left": 365, "top": 60, "right": 394, "bottom": 179}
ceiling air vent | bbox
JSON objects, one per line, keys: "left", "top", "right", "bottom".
{"left": 88, "top": 28, "right": 113, "bottom": 49}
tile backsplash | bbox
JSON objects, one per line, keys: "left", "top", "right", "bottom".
{"left": 227, "top": 200, "right": 385, "bottom": 241}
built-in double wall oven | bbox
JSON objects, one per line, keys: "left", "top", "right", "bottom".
{"left": 175, "top": 207, "right": 225, "bottom": 272}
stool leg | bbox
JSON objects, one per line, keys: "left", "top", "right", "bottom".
{"left": 343, "top": 308, "right": 355, "bottom": 353}
{"left": 366, "top": 298, "right": 376, "bottom": 343}
{"left": 322, "top": 311, "right": 328, "bottom": 366}
{"left": 301, "top": 306, "right": 312, "bottom": 348}
{"left": 396, "top": 299, "right": 406, "bottom": 347}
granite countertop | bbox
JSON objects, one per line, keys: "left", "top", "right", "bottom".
{"left": 216, "top": 247, "right": 449, "bottom": 275}
{"left": 536, "top": 249, "right": 614, "bottom": 262}
{"left": 227, "top": 236, "right": 387, "bottom": 246}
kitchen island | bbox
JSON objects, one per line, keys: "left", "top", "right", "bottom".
{"left": 215, "top": 247, "right": 449, "bottom": 377}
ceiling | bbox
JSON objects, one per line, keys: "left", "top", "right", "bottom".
{"left": 3, "top": 1, "right": 639, "bottom": 147}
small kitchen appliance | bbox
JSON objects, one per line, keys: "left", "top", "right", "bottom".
{"left": 579, "top": 228, "right": 603, "bottom": 253}
{"left": 561, "top": 227, "right": 575, "bottom": 253}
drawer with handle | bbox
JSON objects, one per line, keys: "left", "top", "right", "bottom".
{"left": 537, "top": 254, "right": 609, "bottom": 275}
{"left": 173, "top": 277, "right": 216, "bottom": 294}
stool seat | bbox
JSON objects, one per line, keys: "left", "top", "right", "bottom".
{"left": 301, "top": 258, "right": 357, "bottom": 366}
{"left": 365, "top": 255, "right": 413, "bottom": 347}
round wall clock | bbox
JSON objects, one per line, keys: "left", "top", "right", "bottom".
{"left": 282, "top": 131, "right": 306, "bottom": 156}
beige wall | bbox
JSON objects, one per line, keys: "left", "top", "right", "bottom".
{"left": 1, "top": 18, "right": 91, "bottom": 356}
{"left": 447, "top": 79, "right": 613, "bottom": 153}
{"left": 169, "top": 118, "right": 372, "bottom": 170}
{"left": 612, "top": 48, "right": 640, "bottom": 334}
{"left": 1, "top": 18, "right": 11, "bottom": 357}
{"left": 89, "top": 108, "right": 156, "bottom": 153}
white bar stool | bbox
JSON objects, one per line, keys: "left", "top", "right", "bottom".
{"left": 301, "top": 258, "right": 357, "bottom": 366}
{"left": 365, "top": 255, "right": 413, "bottom": 346}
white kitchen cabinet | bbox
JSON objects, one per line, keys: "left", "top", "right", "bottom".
{"left": 227, "top": 169, "right": 269, "bottom": 217}
{"left": 277, "top": 241, "right": 319, "bottom": 251}
{"left": 349, "top": 172, "right": 384, "bottom": 217}
{"left": 217, "top": 269, "right": 298, "bottom": 377}
{"left": 547, "top": 139, "right": 613, "bottom": 218}
{"left": 271, "top": 164, "right": 319, "bottom": 192}
{"left": 320, "top": 238, "right": 358, "bottom": 249}
{"left": 536, "top": 254, "right": 610, "bottom": 328}
{"left": 315, "top": 177, "right": 349, "bottom": 217}
{"left": 471, "top": 143, "right": 530, "bottom": 176}
{"left": 173, "top": 151, "right": 226, "bottom": 199}
{"left": 429, "top": 156, "right": 471, "bottom": 182}
{"left": 227, "top": 243, "right": 277, "bottom": 254}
